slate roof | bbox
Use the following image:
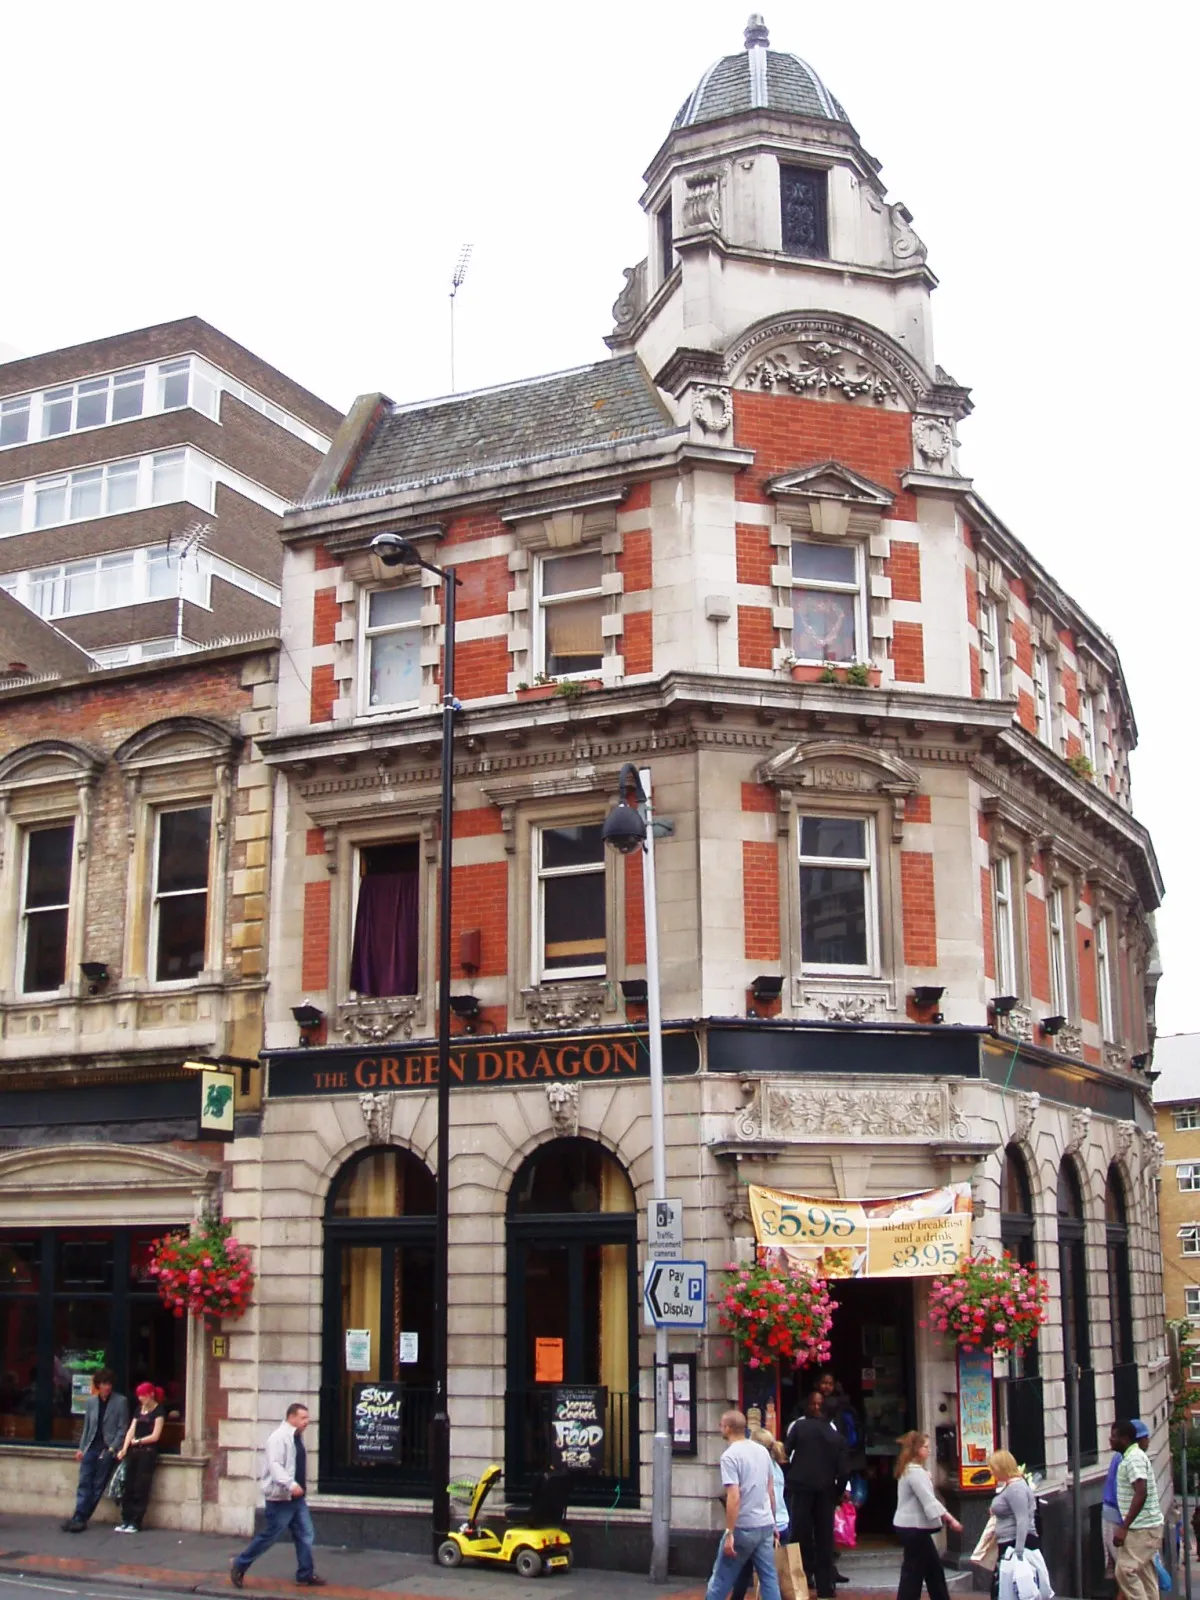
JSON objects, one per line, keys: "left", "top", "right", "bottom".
{"left": 673, "top": 49, "right": 848, "bottom": 130}
{"left": 0, "top": 589, "right": 93, "bottom": 678}
{"left": 343, "top": 355, "right": 679, "bottom": 498}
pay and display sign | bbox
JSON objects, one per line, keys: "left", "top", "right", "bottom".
{"left": 644, "top": 1259, "right": 707, "bottom": 1327}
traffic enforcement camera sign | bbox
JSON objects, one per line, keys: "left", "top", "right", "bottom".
{"left": 644, "top": 1259, "right": 707, "bottom": 1328}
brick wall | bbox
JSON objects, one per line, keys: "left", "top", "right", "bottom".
{"left": 885, "top": 540, "right": 922, "bottom": 602}
{"left": 738, "top": 605, "right": 775, "bottom": 669}
{"left": 625, "top": 850, "right": 646, "bottom": 965}
{"left": 900, "top": 851, "right": 937, "bottom": 965}
{"left": 736, "top": 524, "right": 773, "bottom": 585}
{"left": 1027, "top": 893, "right": 1050, "bottom": 1006}
{"left": 623, "top": 611, "right": 653, "bottom": 675}
{"left": 1077, "top": 921, "right": 1098, "bottom": 1024}
{"left": 449, "top": 861, "right": 508, "bottom": 978}
{"left": 891, "top": 621, "right": 925, "bottom": 683}
{"left": 981, "top": 866, "right": 996, "bottom": 981}
{"left": 452, "top": 636, "right": 509, "bottom": 700}
{"left": 743, "top": 840, "right": 780, "bottom": 960}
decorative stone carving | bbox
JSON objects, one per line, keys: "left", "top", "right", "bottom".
{"left": 522, "top": 982, "right": 607, "bottom": 1031}
{"left": 736, "top": 1080, "right": 960, "bottom": 1143}
{"left": 913, "top": 415, "right": 953, "bottom": 464}
{"left": 691, "top": 385, "right": 733, "bottom": 433}
{"left": 742, "top": 342, "right": 900, "bottom": 407}
{"left": 1065, "top": 1107, "right": 1092, "bottom": 1156}
{"left": 611, "top": 260, "right": 647, "bottom": 333}
{"left": 359, "top": 1092, "right": 395, "bottom": 1146}
{"left": 997, "top": 1003, "right": 1033, "bottom": 1043}
{"left": 683, "top": 171, "right": 722, "bottom": 231}
{"left": 812, "top": 994, "right": 882, "bottom": 1023}
{"left": 947, "top": 1083, "right": 971, "bottom": 1142}
{"left": 1143, "top": 1132, "right": 1164, "bottom": 1181}
{"left": 1115, "top": 1120, "right": 1138, "bottom": 1170}
{"left": 1013, "top": 1091, "right": 1040, "bottom": 1145}
{"left": 889, "top": 204, "right": 927, "bottom": 263}
{"left": 1104, "top": 1045, "right": 1127, "bottom": 1071}
{"left": 337, "top": 998, "right": 419, "bottom": 1044}
{"left": 545, "top": 1081, "right": 580, "bottom": 1138}
{"left": 1056, "top": 1023, "right": 1084, "bottom": 1059}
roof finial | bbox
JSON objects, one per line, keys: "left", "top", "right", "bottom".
{"left": 744, "top": 13, "right": 769, "bottom": 49}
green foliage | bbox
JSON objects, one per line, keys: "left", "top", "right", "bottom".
{"left": 818, "top": 665, "right": 840, "bottom": 684}
{"left": 844, "top": 662, "right": 872, "bottom": 687}
{"left": 1066, "top": 752, "right": 1095, "bottom": 781}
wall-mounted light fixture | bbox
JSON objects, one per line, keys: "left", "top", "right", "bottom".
{"left": 448, "top": 994, "right": 481, "bottom": 1033}
{"left": 750, "top": 975, "right": 785, "bottom": 1005}
{"left": 911, "top": 986, "right": 945, "bottom": 1023}
{"left": 1040, "top": 1014, "right": 1066, "bottom": 1037}
{"left": 80, "top": 961, "right": 110, "bottom": 995}
{"left": 1131, "top": 1052, "right": 1150, "bottom": 1071}
{"left": 291, "top": 1002, "right": 325, "bottom": 1047}
{"left": 990, "top": 995, "right": 1019, "bottom": 1017}
{"left": 620, "top": 978, "right": 649, "bottom": 1004}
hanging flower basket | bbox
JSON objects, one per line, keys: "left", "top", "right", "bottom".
{"left": 717, "top": 1260, "right": 834, "bottom": 1370}
{"left": 925, "top": 1253, "right": 1048, "bottom": 1354}
{"left": 148, "top": 1214, "right": 255, "bottom": 1322}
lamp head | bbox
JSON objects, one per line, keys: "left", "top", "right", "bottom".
{"left": 369, "top": 533, "right": 421, "bottom": 568}
{"left": 601, "top": 803, "right": 647, "bottom": 855}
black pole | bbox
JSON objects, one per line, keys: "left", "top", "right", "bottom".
{"left": 430, "top": 567, "right": 457, "bottom": 1560}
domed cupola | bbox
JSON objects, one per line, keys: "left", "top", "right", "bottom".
{"left": 673, "top": 15, "right": 850, "bottom": 131}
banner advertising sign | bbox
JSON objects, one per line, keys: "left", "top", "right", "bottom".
{"left": 957, "top": 1346, "right": 996, "bottom": 1488}
{"left": 748, "top": 1183, "right": 972, "bottom": 1278}
{"left": 351, "top": 1383, "right": 403, "bottom": 1463}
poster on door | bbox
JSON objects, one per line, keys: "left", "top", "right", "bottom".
{"left": 351, "top": 1383, "right": 404, "bottom": 1463}
{"left": 956, "top": 1347, "right": 996, "bottom": 1489}
{"left": 547, "top": 1385, "right": 607, "bottom": 1473}
{"left": 748, "top": 1183, "right": 972, "bottom": 1278}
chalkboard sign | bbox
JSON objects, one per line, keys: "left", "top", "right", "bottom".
{"left": 548, "top": 1385, "right": 607, "bottom": 1473}
{"left": 351, "top": 1383, "right": 403, "bottom": 1463}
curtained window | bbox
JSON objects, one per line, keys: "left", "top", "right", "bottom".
{"left": 350, "top": 842, "right": 420, "bottom": 997}
{"left": 538, "top": 551, "right": 604, "bottom": 679}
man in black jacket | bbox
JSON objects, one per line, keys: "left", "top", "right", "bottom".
{"left": 785, "top": 1390, "right": 848, "bottom": 1600}
{"left": 61, "top": 1369, "right": 130, "bottom": 1532}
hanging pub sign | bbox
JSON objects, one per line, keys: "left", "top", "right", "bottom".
{"left": 956, "top": 1347, "right": 996, "bottom": 1489}
{"left": 748, "top": 1183, "right": 973, "bottom": 1278}
{"left": 548, "top": 1386, "right": 607, "bottom": 1473}
{"left": 350, "top": 1382, "right": 404, "bottom": 1463}
{"left": 199, "top": 1068, "right": 236, "bottom": 1136}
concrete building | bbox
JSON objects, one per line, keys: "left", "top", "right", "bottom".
{"left": 230, "top": 18, "right": 1165, "bottom": 1583}
{"left": 0, "top": 319, "right": 339, "bottom": 664}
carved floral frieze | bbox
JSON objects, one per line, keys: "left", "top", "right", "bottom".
{"left": 734, "top": 1078, "right": 969, "bottom": 1144}
{"left": 741, "top": 341, "right": 900, "bottom": 406}
{"left": 521, "top": 983, "right": 607, "bottom": 1031}
{"left": 337, "top": 998, "right": 419, "bottom": 1044}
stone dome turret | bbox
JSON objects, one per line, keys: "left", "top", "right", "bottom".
{"left": 673, "top": 15, "right": 849, "bottom": 130}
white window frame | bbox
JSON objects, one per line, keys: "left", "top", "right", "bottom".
{"left": 533, "top": 549, "right": 606, "bottom": 682}
{"left": 1183, "top": 1227, "right": 1200, "bottom": 1257}
{"left": 979, "top": 596, "right": 1002, "bottom": 699}
{"left": 16, "top": 823, "right": 74, "bottom": 996}
{"left": 1096, "top": 912, "right": 1116, "bottom": 1042}
{"left": 1048, "top": 885, "right": 1069, "bottom": 1016}
{"left": 533, "top": 821, "right": 607, "bottom": 982}
{"left": 797, "top": 812, "right": 878, "bottom": 976}
{"left": 1079, "top": 690, "right": 1098, "bottom": 769}
{"left": 790, "top": 537, "right": 866, "bottom": 666}
{"left": 360, "top": 584, "right": 424, "bottom": 714}
{"left": 1176, "top": 1108, "right": 1200, "bottom": 1132}
{"left": 1032, "top": 647, "right": 1053, "bottom": 744}
{"left": 1179, "top": 1167, "right": 1200, "bottom": 1192}
{"left": 149, "top": 803, "right": 212, "bottom": 986}
{"left": 1186, "top": 1286, "right": 1200, "bottom": 1319}
{"left": 993, "top": 853, "right": 1018, "bottom": 995}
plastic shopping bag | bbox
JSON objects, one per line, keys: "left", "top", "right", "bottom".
{"left": 833, "top": 1498, "right": 857, "bottom": 1549}
{"left": 970, "top": 1516, "right": 999, "bottom": 1573}
{"left": 1156, "top": 1553, "right": 1172, "bottom": 1593}
{"left": 107, "top": 1459, "right": 127, "bottom": 1502}
{"left": 1024, "top": 1547, "right": 1055, "bottom": 1600}
{"left": 998, "top": 1549, "right": 1038, "bottom": 1600}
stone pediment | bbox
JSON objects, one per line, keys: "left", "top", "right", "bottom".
{"left": 114, "top": 717, "right": 241, "bottom": 773}
{"left": 0, "top": 1143, "right": 217, "bottom": 1214}
{"left": 765, "top": 462, "right": 894, "bottom": 508}
{"left": 758, "top": 740, "right": 919, "bottom": 794}
{"left": 0, "top": 739, "right": 105, "bottom": 793}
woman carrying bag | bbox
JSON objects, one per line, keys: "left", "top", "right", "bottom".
{"left": 114, "top": 1383, "right": 165, "bottom": 1533}
{"left": 893, "top": 1431, "right": 962, "bottom": 1600}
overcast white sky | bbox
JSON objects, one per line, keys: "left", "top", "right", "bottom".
{"left": 4, "top": 0, "right": 1197, "bottom": 1033}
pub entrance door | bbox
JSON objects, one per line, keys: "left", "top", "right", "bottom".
{"left": 319, "top": 1148, "right": 436, "bottom": 1495}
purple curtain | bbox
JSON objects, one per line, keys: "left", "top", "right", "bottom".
{"left": 350, "top": 871, "right": 419, "bottom": 996}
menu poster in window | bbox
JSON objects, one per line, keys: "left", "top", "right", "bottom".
{"left": 956, "top": 1347, "right": 996, "bottom": 1489}
{"left": 345, "top": 1329, "right": 372, "bottom": 1371}
{"left": 547, "top": 1385, "right": 607, "bottom": 1473}
{"left": 535, "top": 1338, "right": 564, "bottom": 1383}
{"left": 351, "top": 1383, "right": 403, "bottom": 1463}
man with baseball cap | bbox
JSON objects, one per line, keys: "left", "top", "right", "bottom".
{"left": 1111, "top": 1418, "right": 1163, "bottom": 1600}
{"left": 1102, "top": 1419, "right": 1149, "bottom": 1581}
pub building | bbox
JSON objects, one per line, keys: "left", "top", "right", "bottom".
{"left": 246, "top": 17, "right": 1168, "bottom": 1583}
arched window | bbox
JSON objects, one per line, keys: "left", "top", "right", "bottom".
{"left": 1107, "top": 1167, "right": 1138, "bottom": 1419}
{"left": 1058, "top": 1159, "right": 1097, "bottom": 1464}
{"left": 506, "top": 1139, "right": 638, "bottom": 1502}
{"left": 1000, "top": 1146, "right": 1044, "bottom": 1468}
{"left": 320, "top": 1147, "right": 436, "bottom": 1494}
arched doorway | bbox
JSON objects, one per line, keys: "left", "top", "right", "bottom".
{"left": 1000, "top": 1147, "right": 1044, "bottom": 1469}
{"left": 1107, "top": 1167, "right": 1137, "bottom": 1419}
{"left": 505, "top": 1138, "right": 639, "bottom": 1502}
{"left": 1057, "top": 1159, "right": 1097, "bottom": 1464}
{"left": 319, "top": 1147, "right": 436, "bottom": 1494}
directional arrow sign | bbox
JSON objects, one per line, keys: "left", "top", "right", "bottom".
{"left": 644, "top": 1259, "right": 707, "bottom": 1328}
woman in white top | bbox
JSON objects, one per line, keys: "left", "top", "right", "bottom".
{"left": 892, "top": 1431, "right": 962, "bottom": 1600}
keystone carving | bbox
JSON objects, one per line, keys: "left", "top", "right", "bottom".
{"left": 1114, "top": 1120, "right": 1138, "bottom": 1171}
{"left": 1013, "top": 1091, "right": 1040, "bottom": 1146}
{"left": 741, "top": 341, "right": 900, "bottom": 406}
{"left": 997, "top": 1003, "right": 1033, "bottom": 1043}
{"left": 1065, "top": 1107, "right": 1092, "bottom": 1156}
{"left": 1143, "top": 1132, "right": 1164, "bottom": 1181}
{"left": 545, "top": 1081, "right": 580, "bottom": 1138}
{"left": 1104, "top": 1045, "right": 1127, "bottom": 1071}
{"left": 522, "top": 982, "right": 607, "bottom": 1031}
{"left": 683, "top": 171, "right": 723, "bottom": 231}
{"left": 359, "top": 1092, "right": 395, "bottom": 1146}
{"left": 337, "top": 998, "right": 419, "bottom": 1044}
{"left": 1056, "top": 1022, "right": 1084, "bottom": 1059}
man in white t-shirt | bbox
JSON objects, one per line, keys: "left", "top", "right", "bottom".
{"left": 705, "top": 1409, "right": 782, "bottom": 1600}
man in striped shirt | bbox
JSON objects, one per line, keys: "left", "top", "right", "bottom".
{"left": 1112, "top": 1418, "right": 1163, "bottom": 1600}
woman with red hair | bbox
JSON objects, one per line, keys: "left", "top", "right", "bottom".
{"left": 114, "top": 1383, "right": 165, "bottom": 1533}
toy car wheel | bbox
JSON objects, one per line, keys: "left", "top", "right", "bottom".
{"left": 437, "top": 1540, "right": 464, "bottom": 1568}
{"left": 514, "top": 1548, "right": 544, "bottom": 1578}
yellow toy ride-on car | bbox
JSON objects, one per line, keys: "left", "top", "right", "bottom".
{"left": 438, "top": 1464, "right": 573, "bottom": 1577}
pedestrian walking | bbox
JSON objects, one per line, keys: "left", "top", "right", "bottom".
{"left": 986, "top": 1451, "right": 1038, "bottom": 1599}
{"left": 1111, "top": 1418, "right": 1164, "bottom": 1600}
{"left": 785, "top": 1390, "right": 847, "bottom": 1600}
{"left": 728, "top": 1430, "right": 791, "bottom": 1600}
{"left": 893, "top": 1430, "right": 962, "bottom": 1600}
{"left": 61, "top": 1369, "right": 130, "bottom": 1533}
{"left": 230, "top": 1404, "right": 326, "bottom": 1588}
{"left": 1103, "top": 1418, "right": 1148, "bottom": 1583}
{"left": 114, "top": 1383, "right": 165, "bottom": 1533}
{"left": 704, "top": 1409, "right": 782, "bottom": 1600}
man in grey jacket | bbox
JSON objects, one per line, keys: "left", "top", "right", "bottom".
{"left": 62, "top": 1369, "right": 130, "bottom": 1532}
{"left": 230, "top": 1404, "right": 325, "bottom": 1587}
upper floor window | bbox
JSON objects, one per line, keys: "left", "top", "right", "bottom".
{"left": 19, "top": 823, "right": 73, "bottom": 994}
{"left": 798, "top": 814, "right": 875, "bottom": 973}
{"left": 657, "top": 198, "right": 674, "bottom": 282}
{"left": 1179, "top": 1166, "right": 1200, "bottom": 1192}
{"left": 2, "top": 542, "right": 276, "bottom": 625}
{"left": 363, "top": 586, "right": 422, "bottom": 710}
{"left": 791, "top": 540, "right": 862, "bottom": 664}
{"left": 1079, "top": 690, "right": 1098, "bottom": 770}
{"left": 1032, "top": 647, "right": 1053, "bottom": 745}
{"left": 39, "top": 368, "right": 147, "bottom": 439}
{"left": 536, "top": 551, "right": 604, "bottom": 680}
{"left": 979, "top": 598, "right": 1002, "bottom": 699}
{"left": 349, "top": 842, "right": 419, "bottom": 997}
{"left": 1048, "top": 886, "right": 1069, "bottom": 1015}
{"left": 0, "top": 447, "right": 227, "bottom": 538}
{"left": 993, "top": 853, "right": 1017, "bottom": 996}
{"left": 1096, "top": 913, "right": 1116, "bottom": 1041}
{"left": 1176, "top": 1107, "right": 1200, "bottom": 1132}
{"left": 1181, "top": 1226, "right": 1200, "bottom": 1256}
{"left": 152, "top": 805, "right": 211, "bottom": 982}
{"left": 0, "top": 396, "right": 31, "bottom": 447}
{"left": 780, "top": 165, "right": 829, "bottom": 258}
{"left": 536, "top": 823, "right": 606, "bottom": 980}
{"left": 1186, "top": 1286, "right": 1200, "bottom": 1319}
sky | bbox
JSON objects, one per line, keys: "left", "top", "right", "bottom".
{"left": 4, "top": 0, "right": 1197, "bottom": 1032}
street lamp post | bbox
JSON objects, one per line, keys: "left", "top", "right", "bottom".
{"left": 368, "top": 534, "right": 460, "bottom": 1560}
{"left": 601, "top": 763, "right": 672, "bottom": 1583}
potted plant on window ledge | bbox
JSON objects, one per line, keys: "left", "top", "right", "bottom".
{"left": 787, "top": 656, "right": 881, "bottom": 687}
{"left": 515, "top": 675, "right": 604, "bottom": 702}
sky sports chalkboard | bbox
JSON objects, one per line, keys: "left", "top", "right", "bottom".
{"left": 351, "top": 1383, "right": 403, "bottom": 1463}
{"left": 548, "top": 1386, "right": 607, "bottom": 1473}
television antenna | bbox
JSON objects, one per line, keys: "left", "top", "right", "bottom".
{"left": 168, "top": 519, "right": 211, "bottom": 648}
{"left": 449, "top": 243, "right": 473, "bottom": 393}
